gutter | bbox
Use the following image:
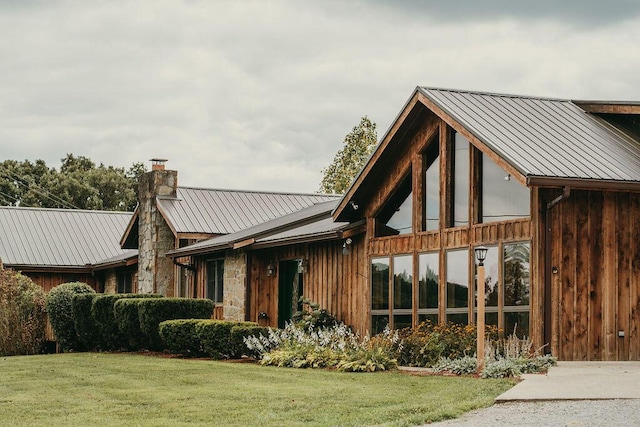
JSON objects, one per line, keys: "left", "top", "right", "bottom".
{"left": 544, "top": 186, "right": 571, "bottom": 353}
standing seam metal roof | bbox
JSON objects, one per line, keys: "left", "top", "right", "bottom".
{"left": 157, "top": 187, "right": 339, "bottom": 235}
{"left": 419, "top": 87, "right": 640, "bottom": 182}
{"left": 0, "top": 206, "right": 136, "bottom": 267}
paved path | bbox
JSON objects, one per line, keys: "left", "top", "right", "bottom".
{"left": 428, "top": 361, "right": 640, "bottom": 426}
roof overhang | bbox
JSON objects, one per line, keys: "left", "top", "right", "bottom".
{"left": 574, "top": 101, "right": 640, "bottom": 114}
{"left": 4, "top": 264, "right": 94, "bottom": 274}
{"left": 527, "top": 176, "right": 640, "bottom": 192}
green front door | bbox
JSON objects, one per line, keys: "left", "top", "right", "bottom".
{"left": 278, "top": 260, "right": 303, "bottom": 328}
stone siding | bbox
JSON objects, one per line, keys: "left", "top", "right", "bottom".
{"left": 223, "top": 250, "right": 246, "bottom": 321}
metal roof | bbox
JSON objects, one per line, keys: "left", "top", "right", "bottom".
{"left": 168, "top": 200, "right": 341, "bottom": 257}
{"left": 157, "top": 187, "right": 339, "bottom": 235}
{"left": 0, "top": 206, "right": 136, "bottom": 269}
{"left": 419, "top": 87, "right": 640, "bottom": 182}
{"left": 254, "top": 217, "right": 350, "bottom": 246}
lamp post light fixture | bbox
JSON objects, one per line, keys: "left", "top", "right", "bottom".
{"left": 474, "top": 245, "right": 488, "bottom": 373}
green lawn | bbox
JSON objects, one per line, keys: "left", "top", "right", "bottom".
{"left": 0, "top": 353, "right": 514, "bottom": 426}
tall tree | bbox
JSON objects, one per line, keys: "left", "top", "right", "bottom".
{"left": 319, "top": 116, "right": 377, "bottom": 194}
{"left": 0, "top": 155, "right": 145, "bottom": 211}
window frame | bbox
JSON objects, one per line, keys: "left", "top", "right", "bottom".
{"left": 205, "top": 258, "right": 224, "bottom": 304}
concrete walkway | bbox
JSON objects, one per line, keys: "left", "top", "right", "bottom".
{"left": 495, "top": 361, "right": 640, "bottom": 401}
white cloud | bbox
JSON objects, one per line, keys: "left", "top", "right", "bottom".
{"left": 0, "top": 0, "right": 638, "bottom": 193}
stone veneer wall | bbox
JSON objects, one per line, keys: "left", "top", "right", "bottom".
{"left": 223, "top": 250, "right": 246, "bottom": 321}
{"left": 104, "top": 271, "right": 117, "bottom": 294}
{"left": 137, "top": 169, "right": 178, "bottom": 295}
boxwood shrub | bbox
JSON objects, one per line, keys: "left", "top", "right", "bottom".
{"left": 92, "top": 294, "right": 162, "bottom": 350}
{"left": 71, "top": 293, "right": 99, "bottom": 351}
{"left": 158, "top": 319, "right": 204, "bottom": 356}
{"left": 137, "top": 298, "right": 214, "bottom": 351}
{"left": 45, "top": 282, "right": 95, "bottom": 352}
{"left": 114, "top": 298, "right": 150, "bottom": 351}
{"left": 195, "top": 320, "right": 265, "bottom": 359}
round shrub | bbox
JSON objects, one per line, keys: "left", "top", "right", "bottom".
{"left": 45, "top": 282, "right": 95, "bottom": 352}
{"left": 0, "top": 267, "right": 47, "bottom": 356}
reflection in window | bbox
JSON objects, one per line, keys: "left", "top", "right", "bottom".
{"left": 206, "top": 259, "right": 224, "bottom": 303}
{"left": 482, "top": 154, "right": 530, "bottom": 222}
{"left": 453, "top": 133, "right": 470, "bottom": 227}
{"left": 419, "top": 252, "right": 439, "bottom": 309}
{"left": 371, "top": 258, "right": 390, "bottom": 310}
{"left": 476, "top": 246, "right": 499, "bottom": 308}
{"left": 393, "top": 255, "right": 413, "bottom": 310}
{"left": 446, "top": 249, "right": 468, "bottom": 324}
{"left": 376, "top": 173, "right": 413, "bottom": 236}
{"left": 504, "top": 243, "right": 530, "bottom": 307}
{"left": 424, "top": 139, "right": 440, "bottom": 231}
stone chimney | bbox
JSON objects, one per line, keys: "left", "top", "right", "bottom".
{"left": 137, "top": 159, "right": 177, "bottom": 295}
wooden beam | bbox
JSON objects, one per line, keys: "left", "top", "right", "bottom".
{"left": 233, "top": 238, "right": 255, "bottom": 249}
{"left": 574, "top": 102, "right": 640, "bottom": 114}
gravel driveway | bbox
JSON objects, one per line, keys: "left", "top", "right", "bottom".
{"left": 429, "top": 399, "right": 640, "bottom": 426}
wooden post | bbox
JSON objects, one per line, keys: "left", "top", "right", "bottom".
{"left": 477, "top": 263, "right": 485, "bottom": 373}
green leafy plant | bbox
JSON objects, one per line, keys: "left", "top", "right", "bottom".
{"left": 0, "top": 267, "right": 47, "bottom": 356}
{"left": 292, "top": 296, "right": 339, "bottom": 331}
{"left": 71, "top": 293, "right": 99, "bottom": 351}
{"left": 45, "top": 282, "right": 95, "bottom": 351}
{"left": 159, "top": 319, "right": 205, "bottom": 356}
{"left": 433, "top": 356, "right": 478, "bottom": 375}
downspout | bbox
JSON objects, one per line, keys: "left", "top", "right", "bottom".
{"left": 544, "top": 186, "right": 571, "bottom": 353}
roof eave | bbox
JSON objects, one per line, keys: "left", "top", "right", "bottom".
{"left": 527, "top": 176, "right": 640, "bottom": 192}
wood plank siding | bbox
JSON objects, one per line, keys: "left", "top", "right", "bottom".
{"left": 543, "top": 189, "right": 640, "bottom": 360}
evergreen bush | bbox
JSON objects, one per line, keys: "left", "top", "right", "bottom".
{"left": 92, "top": 293, "right": 162, "bottom": 350}
{"left": 113, "top": 298, "right": 152, "bottom": 350}
{"left": 158, "top": 319, "right": 204, "bottom": 356}
{"left": 137, "top": 298, "right": 214, "bottom": 351}
{"left": 230, "top": 324, "right": 269, "bottom": 359}
{"left": 71, "top": 293, "right": 99, "bottom": 351}
{"left": 0, "top": 267, "right": 47, "bottom": 356}
{"left": 45, "top": 282, "right": 95, "bottom": 351}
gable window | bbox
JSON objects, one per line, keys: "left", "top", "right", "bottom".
{"left": 375, "top": 172, "right": 413, "bottom": 237}
{"left": 206, "top": 259, "right": 224, "bottom": 304}
{"left": 453, "top": 133, "right": 470, "bottom": 227}
{"left": 481, "top": 154, "right": 530, "bottom": 222}
{"left": 423, "top": 138, "right": 440, "bottom": 231}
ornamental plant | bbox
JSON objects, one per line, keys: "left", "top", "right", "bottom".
{"left": 46, "top": 282, "right": 95, "bottom": 351}
{"left": 0, "top": 267, "right": 47, "bottom": 356}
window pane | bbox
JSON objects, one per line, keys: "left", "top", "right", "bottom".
{"left": 475, "top": 246, "right": 499, "bottom": 307}
{"left": 393, "top": 255, "right": 413, "bottom": 310}
{"left": 216, "top": 259, "right": 224, "bottom": 303}
{"left": 206, "top": 261, "right": 215, "bottom": 301}
{"left": 394, "top": 315, "right": 413, "bottom": 330}
{"left": 447, "top": 313, "right": 468, "bottom": 325}
{"left": 446, "top": 249, "right": 468, "bottom": 308}
{"left": 371, "top": 258, "right": 389, "bottom": 310}
{"left": 453, "top": 133, "right": 469, "bottom": 227}
{"left": 371, "top": 315, "right": 389, "bottom": 335}
{"left": 419, "top": 252, "right": 439, "bottom": 309}
{"left": 504, "top": 243, "right": 530, "bottom": 306}
{"left": 386, "top": 192, "right": 413, "bottom": 235}
{"left": 482, "top": 154, "right": 530, "bottom": 222}
{"left": 424, "top": 140, "right": 440, "bottom": 231}
{"left": 505, "top": 312, "right": 530, "bottom": 338}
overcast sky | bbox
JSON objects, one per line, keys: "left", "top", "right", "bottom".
{"left": 1, "top": 0, "right": 639, "bottom": 194}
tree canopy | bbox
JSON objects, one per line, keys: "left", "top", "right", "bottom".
{"left": 319, "top": 116, "right": 377, "bottom": 195}
{"left": 0, "top": 154, "right": 145, "bottom": 211}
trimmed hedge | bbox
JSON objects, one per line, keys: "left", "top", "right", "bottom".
{"left": 45, "top": 282, "right": 95, "bottom": 351}
{"left": 71, "top": 293, "right": 99, "bottom": 351}
{"left": 137, "top": 298, "right": 214, "bottom": 351}
{"left": 195, "top": 320, "right": 266, "bottom": 359}
{"left": 114, "top": 299, "right": 149, "bottom": 350}
{"left": 159, "top": 319, "right": 204, "bottom": 356}
{"left": 230, "top": 324, "right": 269, "bottom": 359}
{"left": 92, "top": 294, "right": 162, "bottom": 350}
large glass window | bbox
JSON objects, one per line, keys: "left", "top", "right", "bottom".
{"left": 117, "top": 271, "right": 132, "bottom": 294}
{"left": 376, "top": 173, "right": 412, "bottom": 236}
{"left": 503, "top": 242, "right": 530, "bottom": 337}
{"left": 423, "top": 139, "right": 440, "bottom": 231}
{"left": 371, "top": 255, "right": 415, "bottom": 333}
{"left": 482, "top": 154, "right": 530, "bottom": 222}
{"left": 474, "top": 245, "right": 499, "bottom": 328}
{"left": 371, "top": 258, "right": 390, "bottom": 311}
{"left": 206, "top": 259, "right": 224, "bottom": 303}
{"left": 393, "top": 255, "right": 413, "bottom": 329}
{"left": 446, "top": 249, "right": 469, "bottom": 324}
{"left": 419, "top": 252, "right": 439, "bottom": 323}
{"left": 453, "top": 133, "right": 470, "bottom": 227}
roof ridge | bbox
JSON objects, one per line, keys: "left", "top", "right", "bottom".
{"left": 177, "top": 186, "right": 339, "bottom": 198}
{"left": 419, "top": 86, "right": 570, "bottom": 103}
{"left": 0, "top": 205, "right": 133, "bottom": 215}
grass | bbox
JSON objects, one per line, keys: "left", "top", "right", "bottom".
{"left": 0, "top": 353, "right": 514, "bottom": 426}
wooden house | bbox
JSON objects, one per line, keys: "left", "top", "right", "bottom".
{"left": 170, "top": 87, "right": 640, "bottom": 361}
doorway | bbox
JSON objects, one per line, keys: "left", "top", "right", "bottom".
{"left": 278, "top": 260, "right": 304, "bottom": 328}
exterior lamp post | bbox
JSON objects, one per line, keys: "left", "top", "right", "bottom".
{"left": 474, "top": 245, "right": 488, "bottom": 373}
